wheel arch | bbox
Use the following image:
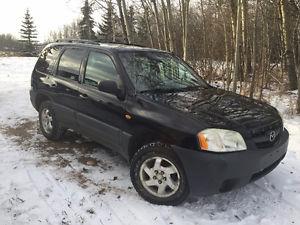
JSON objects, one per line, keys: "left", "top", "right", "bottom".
{"left": 127, "top": 129, "right": 177, "bottom": 162}
{"left": 35, "top": 93, "right": 51, "bottom": 111}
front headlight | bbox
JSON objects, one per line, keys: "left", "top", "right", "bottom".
{"left": 197, "top": 129, "right": 247, "bottom": 152}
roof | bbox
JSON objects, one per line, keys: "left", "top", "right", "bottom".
{"left": 47, "top": 41, "right": 166, "bottom": 54}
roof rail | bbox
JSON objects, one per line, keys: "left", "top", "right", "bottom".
{"left": 55, "top": 39, "right": 147, "bottom": 48}
{"left": 100, "top": 41, "right": 145, "bottom": 48}
{"left": 56, "top": 39, "right": 99, "bottom": 45}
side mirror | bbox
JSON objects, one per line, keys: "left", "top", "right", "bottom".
{"left": 98, "top": 80, "right": 124, "bottom": 99}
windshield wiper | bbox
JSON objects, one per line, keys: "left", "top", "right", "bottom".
{"left": 140, "top": 85, "right": 207, "bottom": 94}
{"left": 140, "top": 88, "right": 179, "bottom": 94}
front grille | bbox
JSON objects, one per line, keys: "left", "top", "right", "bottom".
{"left": 251, "top": 120, "right": 283, "bottom": 149}
{"left": 255, "top": 137, "right": 280, "bottom": 149}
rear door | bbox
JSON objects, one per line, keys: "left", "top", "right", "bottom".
{"left": 51, "top": 47, "right": 87, "bottom": 129}
{"left": 76, "top": 50, "right": 127, "bottom": 153}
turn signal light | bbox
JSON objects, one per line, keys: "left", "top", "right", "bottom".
{"left": 198, "top": 133, "right": 208, "bottom": 150}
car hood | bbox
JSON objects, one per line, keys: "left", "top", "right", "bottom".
{"left": 143, "top": 87, "right": 281, "bottom": 131}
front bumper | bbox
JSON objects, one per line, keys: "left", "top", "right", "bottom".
{"left": 173, "top": 129, "right": 289, "bottom": 196}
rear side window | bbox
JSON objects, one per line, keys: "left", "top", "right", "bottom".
{"left": 84, "top": 51, "right": 118, "bottom": 87}
{"left": 57, "top": 48, "right": 86, "bottom": 81}
{"left": 36, "top": 46, "right": 61, "bottom": 74}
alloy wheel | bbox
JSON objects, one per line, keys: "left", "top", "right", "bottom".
{"left": 139, "top": 156, "right": 180, "bottom": 198}
{"left": 41, "top": 108, "right": 53, "bottom": 134}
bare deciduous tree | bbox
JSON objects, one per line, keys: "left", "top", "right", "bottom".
{"left": 181, "top": 0, "right": 190, "bottom": 60}
{"left": 52, "top": 0, "right": 300, "bottom": 113}
{"left": 280, "top": 0, "right": 298, "bottom": 90}
{"left": 250, "top": 0, "right": 259, "bottom": 98}
{"left": 116, "top": 0, "right": 129, "bottom": 43}
{"left": 152, "top": 0, "right": 164, "bottom": 49}
{"left": 232, "top": 0, "right": 242, "bottom": 92}
{"left": 166, "top": 0, "right": 175, "bottom": 52}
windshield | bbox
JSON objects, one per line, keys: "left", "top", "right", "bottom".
{"left": 119, "top": 51, "right": 208, "bottom": 93}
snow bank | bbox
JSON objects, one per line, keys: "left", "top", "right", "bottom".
{"left": 0, "top": 57, "right": 299, "bottom": 225}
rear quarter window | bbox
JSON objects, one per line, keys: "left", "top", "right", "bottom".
{"left": 36, "top": 46, "right": 61, "bottom": 74}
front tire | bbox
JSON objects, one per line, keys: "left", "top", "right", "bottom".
{"left": 130, "top": 143, "right": 189, "bottom": 205}
{"left": 39, "top": 101, "right": 65, "bottom": 141}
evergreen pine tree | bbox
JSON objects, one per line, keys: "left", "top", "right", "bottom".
{"left": 98, "top": 0, "right": 115, "bottom": 42}
{"left": 79, "top": 0, "right": 96, "bottom": 40}
{"left": 20, "top": 9, "right": 37, "bottom": 51}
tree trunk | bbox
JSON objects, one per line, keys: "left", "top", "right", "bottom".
{"left": 166, "top": 0, "right": 175, "bottom": 52}
{"left": 250, "top": 0, "right": 259, "bottom": 98}
{"left": 111, "top": 0, "right": 116, "bottom": 42}
{"left": 241, "top": 0, "right": 250, "bottom": 81}
{"left": 230, "top": 0, "right": 237, "bottom": 42}
{"left": 141, "top": 0, "right": 154, "bottom": 48}
{"left": 280, "top": 0, "right": 298, "bottom": 90}
{"left": 121, "top": 0, "right": 133, "bottom": 43}
{"left": 152, "top": 0, "right": 164, "bottom": 49}
{"left": 116, "top": 0, "right": 129, "bottom": 43}
{"left": 233, "top": 0, "right": 242, "bottom": 92}
{"left": 296, "top": 17, "right": 300, "bottom": 113}
{"left": 161, "top": 0, "right": 170, "bottom": 51}
{"left": 216, "top": 0, "right": 231, "bottom": 90}
{"left": 297, "top": 66, "right": 300, "bottom": 113}
{"left": 277, "top": 4, "right": 286, "bottom": 82}
{"left": 200, "top": 0, "right": 207, "bottom": 71}
{"left": 181, "top": 0, "right": 190, "bottom": 61}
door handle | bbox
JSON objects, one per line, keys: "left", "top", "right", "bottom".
{"left": 79, "top": 94, "right": 89, "bottom": 99}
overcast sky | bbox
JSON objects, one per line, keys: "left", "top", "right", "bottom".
{"left": 0, "top": 0, "right": 102, "bottom": 42}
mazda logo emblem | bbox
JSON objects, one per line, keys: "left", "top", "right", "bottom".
{"left": 269, "top": 131, "right": 276, "bottom": 142}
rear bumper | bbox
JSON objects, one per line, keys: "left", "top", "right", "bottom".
{"left": 29, "top": 88, "right": 37, "bottom": 110}
{"left": 173, "top": 129, "right": 289, "bottom": 196}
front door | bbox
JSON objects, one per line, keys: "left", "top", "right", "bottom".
{"left": 76, "top": 50, "right": 127, "bottom": 154}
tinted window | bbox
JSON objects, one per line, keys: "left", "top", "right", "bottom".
{"left": 84, "top": 51, "right": 118, "bottom": 87}
{"left": 36, "top": 46, "right": 61, "bottom": 73}
{"left": 57, "top": 48, "right": 86, "bottom": 81}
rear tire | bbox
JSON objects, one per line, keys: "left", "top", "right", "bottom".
{"left": 39, "top": 101, "right": 65, "bottom": 141}
{"left": 130, "top": 143, "right": 189, "bottom": 205}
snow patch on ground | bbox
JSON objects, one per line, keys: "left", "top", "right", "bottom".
{"left": 0, "top": 57, "right": 300, "bottom": 225}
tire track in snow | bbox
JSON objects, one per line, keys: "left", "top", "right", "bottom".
{"left": 25, "top": 166, "right": 139, "bottom": 225}
{"left": 253, "top": 180, "right": 300, "bottom": 213}
{"left": 25, "top": 168, "right": 65, "bottom": 225}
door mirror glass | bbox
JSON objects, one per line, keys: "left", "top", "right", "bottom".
{"left": 98, "top": 80, "right": 120, "bottom": 96}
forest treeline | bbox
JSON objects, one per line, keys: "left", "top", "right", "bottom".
{"left": 0, "top": 34, "right": 23, "bottom": 51}
{"left": 48, "top": 0, "right": 300, "bottom": 112}
{"left": 1, "top": 0, "right": 300, "bottom": 112}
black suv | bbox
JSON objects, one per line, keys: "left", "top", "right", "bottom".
{"left": 30, "top": 40, "right": 289, "bottom": 205}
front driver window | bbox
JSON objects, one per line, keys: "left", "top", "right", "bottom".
{"left": 84, "top": 51, "right": 119, "bottom": 88}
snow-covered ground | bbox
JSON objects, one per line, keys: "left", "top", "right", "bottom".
{"left": 0, "top": 57, "right": 299, "bottom": 225}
